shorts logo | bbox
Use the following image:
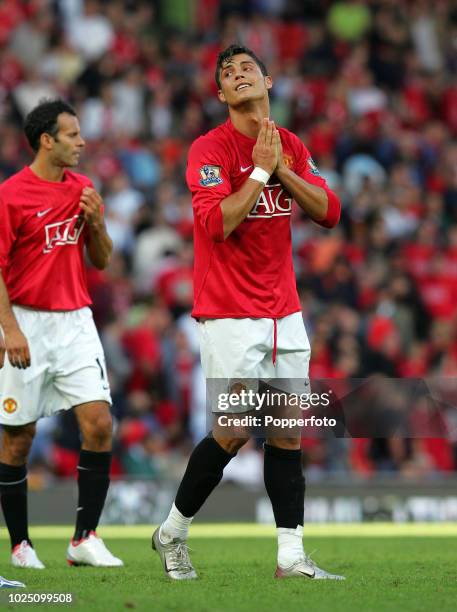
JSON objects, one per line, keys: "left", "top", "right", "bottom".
{"left": 3, "top": 397, "right": 18, "bottom": 414}
{"left": 199, "top": 165, "right": 223, "bottom": 187}
{"left": 308, "top": 157, "right": 320, "bottom": 176}
{"left": 43, "top": 215, "right": 85, "bottom": 254}
{"left": 96, "top": 357, "right": 110, "bottom": 391}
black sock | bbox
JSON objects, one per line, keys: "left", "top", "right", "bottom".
{"left": 175, "top": 434, "right": 235, "bottom": 517}
{"left": 74, "top": 450, "right": 112, "bottom": 541}
{"left": 0, "top": 462, "right": 31, "bottom": 549}
{"left": 263, "top": 444, "right": 305, "bottom": 528}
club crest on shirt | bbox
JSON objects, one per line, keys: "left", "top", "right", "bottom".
{"left": 2, "top": 397, "right": 18, "bottom": 414}
{"left": 308, "top": 157, "right": 321, "bottom": 176}
{"left": 199, "top": 165, "right": 223, "bottom": 187}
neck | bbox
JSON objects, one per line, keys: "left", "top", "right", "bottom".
{"left": 228, "top": 99, "right": 270, "bottom": 139}
{"left": 29, "top": 155, "right": 65, "bottom": 182}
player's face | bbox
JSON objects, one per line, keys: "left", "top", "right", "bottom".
{"left": 50, "top": 113, "right": 85, "bottom": 168}
{"left": 217, "top": 53, "right": 272, "bottom": 108}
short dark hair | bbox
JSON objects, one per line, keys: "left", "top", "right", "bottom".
{"left": 215, "top": 45, "right": 268, "bottom": 89}
{"left": 24, "top": 99, "right": 77, "bottom": 152}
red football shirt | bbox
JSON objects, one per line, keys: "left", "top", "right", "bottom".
{"left": 0, "top": 166, "right": 93, "bottom": 310}
{"left": 187, "top": 119, "right": 340, "bottom": 318}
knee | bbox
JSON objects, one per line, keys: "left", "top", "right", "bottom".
{"left": 81, "top": 411, "right": 113, "bottom": 448}
{"left": 214, "top": 436, "right": 249, "bottom": 455}
{"left": 1, "top": 425, "right": 36, "bottom": 464}
{"left": 266, "top": 437, "right": 301, "bottom": 451}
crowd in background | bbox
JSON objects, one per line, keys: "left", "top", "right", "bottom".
{"left": 1, "top": 0, "right": 457, "bottom": 485}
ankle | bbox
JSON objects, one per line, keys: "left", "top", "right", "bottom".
{"left": 161, "top": 502, "right": 193, "bottom": 542}
{"left": 277, "top": 525, "right": 304, "bottom": 567}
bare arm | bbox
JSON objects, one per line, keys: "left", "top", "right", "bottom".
{"left": 0, "top": 272, "right": 31, "bottom": 369}
{"left": 80, "top": 187, "right": 113, "bottom": 269}
{"left": 221, "top": 118, "right": 278, "bottom": 239}
{"left": 220, "top": 179, "right": 266, "bottom": 240}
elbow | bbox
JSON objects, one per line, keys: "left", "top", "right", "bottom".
{"left": 90, "top": 250, "right": 112, "bottom": 270}
{"left": 92, "top": 257, "right": 110, "bottom": 270}
{"left": 318, "top": 191, "right": 341, "bottom": 229}
{"left": 101, "top": 251, "right": 112, "bottom": 269}
{"left": 222, "top": 223, "right": 233, "bottom": 241}
{"left": 318, "top": 211, "right": 340, "bottom": 229}
{"left": 211, "top": 228, "right": 226, "bottom": 243}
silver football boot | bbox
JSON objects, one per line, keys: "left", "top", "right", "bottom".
{"left": 152, "top": 527, "right": 197, "bottom": 580}
{"left": 275, "top": 554, "right": 345, "bottom": 580}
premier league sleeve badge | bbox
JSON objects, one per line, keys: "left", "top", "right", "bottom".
{"left": 199, "top": 165, "right": 224, "bottom": 187}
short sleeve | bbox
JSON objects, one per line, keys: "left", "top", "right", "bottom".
{"left": 0, "top": 195, "right": 21, "bottom": 270}
{"left": 186, "top": 137, "right": 233, "bottom": 242}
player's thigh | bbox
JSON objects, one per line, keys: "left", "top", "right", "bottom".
{"left": 258, "top": 313, "right": 311, "bottom": 441}
{"left": 53, "top": 359, "right": 112, "bottom": 412}
{"left": 276, "top": 312, "right": 311, "bottom": 377}
{"left": 0, "top": 347, "right": 46, "bottom": 427}
{"left": 199, "top": 318, "right": 273, "bottom": 378}
{"left": 262, "top": 312, "right": 311, "bottom": 394}
{"left": 52, "top": 308, "right": 112, "bottom": 411}
{"left": 199, "top": 318, "right": 270, "bottom": 414}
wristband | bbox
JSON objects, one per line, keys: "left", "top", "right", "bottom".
{"left": 249, "top": 167, "right": 270, "bottom": 185}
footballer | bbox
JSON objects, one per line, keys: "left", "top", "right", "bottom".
{"left": 152, "top": 46, "right": 344, "bottom": 581}
{"left": 0, "top": 99, "right": 122, "bottom": 569}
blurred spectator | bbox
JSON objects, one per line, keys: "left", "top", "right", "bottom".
{"left": 65, "top": 0, "right": 114, "bottom": 62}
{"left": 1, "top": 0, "right": 456, "bottom": 481}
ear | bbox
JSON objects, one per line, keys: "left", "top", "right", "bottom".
{"left": 265, "top": 76, "right": 273, "bottom": 90}
{"left": 217, "top": 89, "right": 226, "bottom": 103}
{"left": 40, "top": 132, "right": 55, "bottom": 151}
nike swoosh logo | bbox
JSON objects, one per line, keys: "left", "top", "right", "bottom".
{"left": 37, "top": 208, "right": 52, "bottom": 217}
{"left": 298, "top": 569, "right": 315, "bottom": 578}
{"left": 240, "top": 165, "right": 253, "bottom": 172}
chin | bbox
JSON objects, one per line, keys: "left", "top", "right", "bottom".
{"left": 231, "top": 90, "right": 263, "bottom": 106}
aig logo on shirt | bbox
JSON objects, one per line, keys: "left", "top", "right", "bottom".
{"left": 248, "top": 184, "right": 293, "bottom": 218}
{"left": 43, "top": 215, "right": 85, "bottom": 254}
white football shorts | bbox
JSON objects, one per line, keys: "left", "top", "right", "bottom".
{"left": 198, "top": 312, "right": 311, "bottom": 413}
{"left": 0, "top": 306, "right": 111, "bottom": 426}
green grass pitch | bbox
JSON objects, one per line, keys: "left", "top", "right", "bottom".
{"left": 1, "top": 524, "right": 457, "bottom": 611}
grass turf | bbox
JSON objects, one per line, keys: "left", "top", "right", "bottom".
{"left": 0, "top": 524, "right": 456, "bottom": 612}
